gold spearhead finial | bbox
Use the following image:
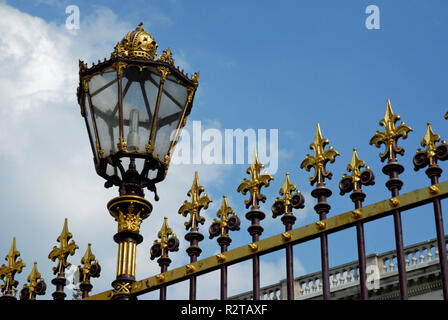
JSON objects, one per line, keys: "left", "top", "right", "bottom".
{"left": 151, "top": 217, "right": 179, "bottom": 260}
{"left": 79, "top": 243, "right": 99, "bottom": 282}
{"left": 275, "top": 173, "right": 297, "bottom": 216}
{"left": 340, "top": 148, "right": 375, "bottom": 195}
{"left": 369, "top": 99, "right": 412, "bottom": 162}
{"left": 27, "top": 262, "right": 41, "bottom": 286}
{"left": 0, "top": 237, "right": 25, "bottom": 295}
{"left": 237, "top": 148, "right": 274, "bottom": 209}
{"left": 343, "top": 148, "right": 366, "bottom": 191}
{"left": 214, "top": 196, "right": 238, "bottom": 237}
{"left": 20, "top": 262, "right": 46, "bottom": 300}
{"left": 272, "top": 173, "right": 305, "bottom": 218}
{"left": 81, "top": 244, "right": 96, "bottom": 270}
{"left": 157, "top": 217, "right": 174, "bottom": 256}
{"left": 300, "top": 123, "right": 339, "bottom": 185}
{"left": 48, "top": 218, "right": 79, "bottom": 275}
{"left": 158, "top": 217, "right": 174, "bottom": 242}
{"left": 178, "top": 172, "right": 212, "bottom": 231}
{"left": 279, "top": 172, "right": 297, "bottom": 199}
{"left": 418, "top": 122, "right": 441, "bottom": 162}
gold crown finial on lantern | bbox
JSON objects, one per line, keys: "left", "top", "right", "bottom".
{"left": 112, "top": 22, "right": 158, "bottom": 60}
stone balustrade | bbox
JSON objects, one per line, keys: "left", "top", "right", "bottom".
{"left": 230, "top": 236, "right": 447, "bottom": 300}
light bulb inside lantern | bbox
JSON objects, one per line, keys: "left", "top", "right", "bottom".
{"left": 126, "top": 109, "right": 140, "bottom": 150}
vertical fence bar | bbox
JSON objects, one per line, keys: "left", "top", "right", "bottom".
{"left": 178, "top": 172, "right": 211, "bottom": 301}
{"left": 246, "top": 209, "right": 265, "bottom": 300}
{"left": 150, "top": 217, "right": 179, "bottom": 301}
{"left": 158, "top": 258, "right": 170, "bottom": 300}
{"left": 272, "top": 172, "right": 306, "bottom": 300}
{"left": 237, "top": 149, "right": 273, "bottom": 301}
{"left": 301, "top": 123, "right": 339, "bottom": 300}
{"left": 369, "top": 99, "right": 412, "bottom": 300}
{"left": 209, "top": 196, "right": 241, "bottom": 300}
{"left": 209, "top": 196, "right": 240, "bottom": 300}
{"left": 218, "top": 239, "right": 230, "bottom": 300}
{"left": 339, "top": 149, "right": 375, "bottom": 300}
{"left": 413, "top": 122, "right": 448, "bottom": 299}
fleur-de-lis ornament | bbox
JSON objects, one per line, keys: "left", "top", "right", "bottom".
{"left": 272, "top": 173, "right": 305, "bottom": 219}
{"left": 237, "top": 149, "right": 274, "bottom": 209}
{"left": 414, "top": 123, "right": 448, "bottom": 170}
{"left": 20, "top": 262, "right": 46, "bottom": 300}
{"left": 0, "top": 237, "right": 25, "bottom": 296}
{"left": 48, "top": 219, "right": 79, "bottom": 275}
{"left": 178, "top": 172, "right": 212, "bottom": 232}
{"left": 150, "top": 217, "right": 179, "bottom": 260}
{"left": 369, "top": 99, "right": 412, "bottom": 162}
{"left": 209, "top": 196, "right": 241, "bottom": 239}
{"left": 79, "top": 244, "right": 101, "bottom": 282}
{"left": 339, "top": 148, "right": 375, "bottom": 195}
{"left": 300, "top": 123, "right": 339, "bottom": 186}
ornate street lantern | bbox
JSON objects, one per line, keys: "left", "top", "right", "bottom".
{"left": 77, "top": 22, "right": 199, "bottom": 199}
{"left": 76, "top": 22, "right": 199, "bottom": 300}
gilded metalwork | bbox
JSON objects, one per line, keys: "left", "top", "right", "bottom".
{"left": 158, "top": 48, "right": 175, "bottom": 65}
{"left": 389, "top": 197, "right": 400, "bottom": 207}
{"left": 272, "top": 172, "right": 305, "bottom": 218}
{"left": 352, "top": 209, "right": 363, "bottom": 219}
{"left": 79, "top": 244, "right": 100, "bottom": 282}
{"left": 48, "top": 219, "right": 78, "bottom": 275}
{"left": 179, "top": 172, "right": 212, "bottom": 231}
{"left": 190, "top": 72, "right": 200, "bottom": 85}
{"left": 416, "top": 122, "right": 446, "bottom": 165}
{"left": 237, "top": 149, "right": 274, "bottom": 209}
{"left": 316, "top": 221, "right": 327, "bottom": 230}
{"left": 369, "top": 99, "right": 413, "bottom": 162}
{"left": 112, "top": 22, "right": 158, "bottom": 60}
{"left": 108, "top": 196, "right": 152, "bottom": 233}
{"left": 300, "top": 123, "right": 340, "bottom": 185}
{"left": 429, "top": 185, "right": 440, "bottom": 195}
{"left": 150, "top": 217, "right": 179, "bottom": 259}
{"left": 211, "top": 196, "right": 239, "bottom": 237}
{"left": 20, "top": 262, "right": 46, "bottom": 300}
{"left": 0, "top": 238, "right": 25, "bottom": 295}
{"left": 117, "top": 203, "right": 144, "bottom": 232}
{"left": 113, "top": 281, "right": 131, "bottom": 295}
{"left": 344, "top": 149, "right": 366, "bottom": 191}
{"left": 216, "top": 254, "right": 227, "bottom": 263}
{"left": 156, "top": 274, "right": 166, "bottom": 283}
{"left": 281, "top": 232, "right": 292, "bottom": 242}
{"left": 248, "top": 243, "right": 259, "bottom": 252}
{"left": 116, "top": 241, "right": 137, "bottom": 277}
{"left": 186, "top": 264, "right": 196, "bottom": 274}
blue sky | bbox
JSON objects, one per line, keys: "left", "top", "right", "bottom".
{"left": 0, "top": 0, "right": 447, "bottom": 299}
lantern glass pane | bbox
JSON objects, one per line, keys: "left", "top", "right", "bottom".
{"left": 153, "top": 74, "right": 189, "bottom": 160}
{"left": 88, "top": 68, "right": 119, "bottom": 157}
{"left": 83, "top": 94, "right": 99, "bottom": 165}
{"left": 122, "top": 66, "right": 160, "bottom": 152}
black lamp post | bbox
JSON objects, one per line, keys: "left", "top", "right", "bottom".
{"left": 77, "top": 22, "right": 199, "bottom": 300}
